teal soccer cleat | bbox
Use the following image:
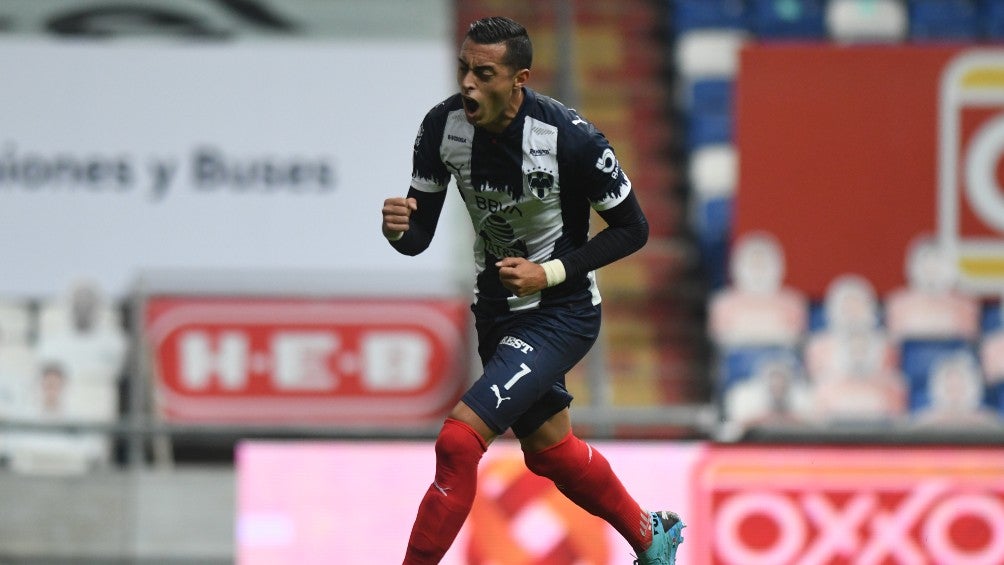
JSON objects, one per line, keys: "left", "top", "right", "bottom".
{"left": 634, "top": 510, "right": 685, "bottom": 565}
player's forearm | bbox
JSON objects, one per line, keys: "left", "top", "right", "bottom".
{"left": 387, "top": 188, "right": 446, "bottom": 256}
{"left": 557, "top": 192, "right": 649, "bottom": 279}
{"left": 388, "top": 224, "right": 433, "bottom": 256}
{"left": 558, "top": 219, "right": 648, "bottom": 279}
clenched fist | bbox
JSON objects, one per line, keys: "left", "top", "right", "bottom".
{"left": 382, "top": 197, "right": 417, "bottom": 240}
{"left": 496, "top": 257, "right": 547, "bottom": 297}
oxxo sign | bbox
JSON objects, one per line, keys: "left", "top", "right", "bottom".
{"left": 694, "top": 448, "right": 1004, "bottom": 565}
{"left": 145, "top": 297, "right": 469, "bottom": 425}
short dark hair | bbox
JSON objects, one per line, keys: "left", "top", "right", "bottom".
{"left": 466, "top": 16, "right": 532, "bottom": 71}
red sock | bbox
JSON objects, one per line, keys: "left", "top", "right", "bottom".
{"left": 523, "top": 431, "right": 652, "bottom": 553}
{"left": 403, "top": 418, "right": 487, "bottom": 565}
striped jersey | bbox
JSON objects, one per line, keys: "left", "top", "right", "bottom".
{"left": 411, "top": 87, "right": 633, "bottom": 312}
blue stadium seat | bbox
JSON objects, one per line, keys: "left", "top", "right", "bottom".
{"left": 981, "top": 301, "right": 1002, "bottom": 333}
{"left": 694, "top": 195, "right": 733, "bottom": 290}
{"left": 716, "top": 344, "right": 800, "bottom": 397}
{"left": 687, "top": 111, "right": 733, "bottom": 149}
{"left": 689, "top": 78, "right": 734, "bottom": 115}
{"left": 908, "top": 0, "right": 980, "bottom": 41}
{"left": 673, "top": 0, "right": 747, "bottom": 34}
{"left": 983, "top": 0, "right": 1004, "bottom": 39}
{"left": 807, "top": 301, "right": 827, "bottom": 333}
{"left": 986, "top": 380, "right": 1004, "bottom": 413}
{"left": 747, "top": 0, "right": 828, "bottom": 39}
{"left": 899, "top": 338, "right": 976, "bottom": 410}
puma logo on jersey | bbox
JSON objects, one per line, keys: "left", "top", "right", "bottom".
{"left": 490, "top": 384, "right": 511, "bottom": 408}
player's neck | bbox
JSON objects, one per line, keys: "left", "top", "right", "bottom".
{"left": 482, "top": 87, "right": 525, "bottom": 134}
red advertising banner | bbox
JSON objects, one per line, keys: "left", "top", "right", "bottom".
{"left": 145, "top": 297, "right": 470, "bottom": 425}
{"left": 236, "top": 441, "right": 699, "bottom": 564}
{"left": 692, "top": 446, "right": 1004, "bottom": 565}
{"left": 736, "top": 45, "right": 1004, "bottom": 298}
{"left": 236, "top": 441, "right": 1004, "bottom": 564}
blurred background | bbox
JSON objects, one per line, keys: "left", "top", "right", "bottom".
{"left": 1, "top": 0, "right": 1004, "bottom": 563}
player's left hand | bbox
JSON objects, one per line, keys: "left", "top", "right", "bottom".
{"left": 496, "top": 257, "right": 547, "bottom": 297}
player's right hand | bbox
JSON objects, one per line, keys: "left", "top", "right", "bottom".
{"left": 382, "top": 197, "right": 418, "bottom": 239}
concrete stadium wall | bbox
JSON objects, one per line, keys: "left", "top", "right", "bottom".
{"left": 0, "top": 468, "right": 234, "bottom": 563}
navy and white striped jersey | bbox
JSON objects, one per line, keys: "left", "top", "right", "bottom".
{"left": 410, "top": 87, "right": 634, "bottom": 312}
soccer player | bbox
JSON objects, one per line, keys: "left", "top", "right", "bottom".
{"left": 381, "top": 16, "right": 685, "bottom": 565}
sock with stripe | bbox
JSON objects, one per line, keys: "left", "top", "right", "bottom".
{"left": 523, "top": 430, "right": 653, "bottom": 553}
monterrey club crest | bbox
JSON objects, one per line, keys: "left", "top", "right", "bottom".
{"left": 525, "top": 170, "right": 555, "bottom": 200}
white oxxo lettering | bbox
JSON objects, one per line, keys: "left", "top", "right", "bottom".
{"left": 712, "top": 483, "right": 1004, "bottom": 565}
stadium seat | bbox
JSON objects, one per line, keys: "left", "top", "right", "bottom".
{"left": 982, "top": 301, "right": 1002, "bottom": 333}
{"left": 0, "top": 300, "right": 32, "bottom": 346}
{"left": 687, "top": 110, "right": 733, "bottom": 149}
{"left": 2, "top": 431, "right": 110, "bottom": 475}
{"left": 694, "top": 195, "right": 734, "bottom": 290}
{"left": 675, "top": 29, "right": 749, "bottom": 78}
{"left": 899, "top": 337, "right": 975, "bottom": 410}
{"left": 983, "top": 0, "right": 1004, "bottom": 39}
{"left": 686, "top": 78, "right": 734, "bottom": 115}
{"left": 807, "top": 301, "right": 828, "bottom": 333}
{"left": 686, "top": 81, "right": 734, "bottom": 149}
{"left": 672, "top": 0, "right": 747, "bottom": 34}
{"left": 908, "top": 0, "right": 979, "bottom": 41}
{"left": 37, "top": 301, "right": 121, "bottom": 339}
{"left": 689, "top": 144, "right": 737, "bottom": 290}
{"left": 747, "top": 0, "right": 828, "bottom": 40}
{"left": 0, "top": 344, "right": 37, "bottom": 418}
{"left": 35, "top": 280, "right": 128, "bottom": 386}
{"left": 987, "top": 380, "right": 1004, "bottom": 413}
{"left": 689, "top": 143, "right": 737, "bottom": 195}
{"left": 826, "top": 0, "right": 909, "bottom": 43}
{"left": 715, "top": 344, "right": 800, "bottom": 396}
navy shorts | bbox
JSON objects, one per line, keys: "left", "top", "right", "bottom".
{"left": 462, "top": 301, "right": 601, "bottom": 438}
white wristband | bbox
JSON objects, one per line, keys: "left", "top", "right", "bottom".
{"left": 540, "top": 259, "right": 566, "bottom": 287}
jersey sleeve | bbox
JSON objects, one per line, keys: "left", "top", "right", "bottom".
{"left": 571, "top": 126, "right": 633, "bottom": 212}
{"left": 411, "top": 108, "right": 450, "bottom": 193}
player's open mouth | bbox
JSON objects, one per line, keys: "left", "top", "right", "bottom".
{"left": 462, "top": 96, "right": 480, "bottom": 117}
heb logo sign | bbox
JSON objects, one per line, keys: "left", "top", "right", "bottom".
{"left": 693, "top": 447, "right": 1004, "bottom": 565}
{"left": 144, "top": 297, "right": 469, "bottom": 424}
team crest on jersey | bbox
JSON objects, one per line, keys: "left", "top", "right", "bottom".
{"left": 525, "top": 170, "right": 555, "bottom": 200}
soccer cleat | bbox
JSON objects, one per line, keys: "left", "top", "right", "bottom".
{"left": 633, "top": 510, "right": 685, "bottom": 565}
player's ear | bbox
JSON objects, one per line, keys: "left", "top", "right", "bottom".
{"left": 513, "top": 68, "right": 530, "bottom": 89}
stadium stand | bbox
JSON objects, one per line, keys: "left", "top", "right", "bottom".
{"left": 669, "top": 0, "right": 1004, "bottom": 435}
{"left": 708, "top": 231, "right": 809, "bottom": 347}
{"left": 0, "top": 280, "right": 123, "bottom": 474}
{"left": 908, "top": 0, "right": 980, "bottom": 41}
{"left": 805, "top": 274, "right": 898, "bottom": 382}
{"left": 671, "top": 0, "right": 746, "bottom": 34}
{"left": 825, "top": 0, "right": 909, "bottom": 43}
{"left": 688, "top": 144, "right": 736, "bottom": 289}
{"left": 747, "top": 0, "right": 828, "bottom": 39}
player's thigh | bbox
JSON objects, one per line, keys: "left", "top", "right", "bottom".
{"left": 463, "top": 304, "right": 600, "bottom": 434}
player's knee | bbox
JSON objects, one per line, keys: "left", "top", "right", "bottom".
{"left": 523, "top": 433, "right": 594, "bottom": 482}
{"left": 523, "top": 442, "right": 564, "bottom": 479}
{"left": 435, "top": 418, "right": 487, "bottom": 471}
